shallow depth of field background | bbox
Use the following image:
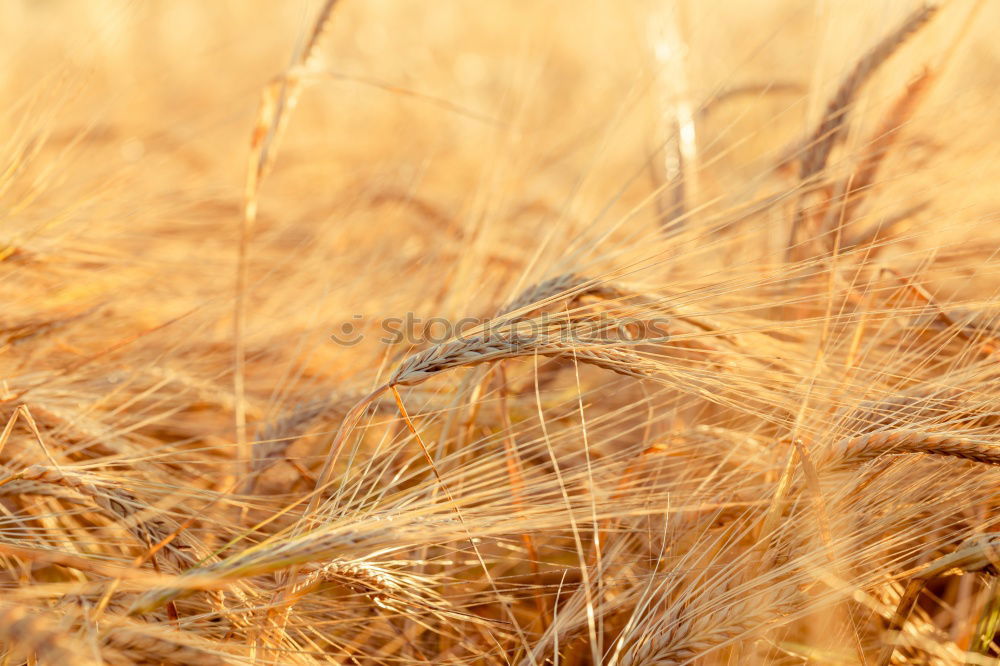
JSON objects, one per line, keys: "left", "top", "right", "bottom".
{"left": 7, "top": 0, "right": 999, "bottom": 368}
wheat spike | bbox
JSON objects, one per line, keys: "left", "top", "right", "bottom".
{"left": 389, "top": 334, "right": 657, "bottom": 387}
{"left": 103, "top": 624, "right": 232, "bottom": 666}
{"left": 127, "top": 524, "right": 399, "bottom": 614}
{"left": 499, "top": 273, "right": 624, "bottom": 318}
{"left": 799, "top": 4, "right": 938, "bottom": 179}
{"left": 1, "top": 464, "right": 201, "bottom": 571}
{"left": 839, "top": 68, "right": 935, "bottom": 225}
{"left": 0, "top": 464, "right": 254, "bottom": 629}
{"left": 831, "top": 430, "right": 1000, "bottom": 467}
{"left": 294, "top": 559, "right": 445, "bottom": 615}
{"left": 0, "top": 605, "right": 97, "bottom": 666}
{"left": 618, "top": 585, "right": 797, "bottom": 666}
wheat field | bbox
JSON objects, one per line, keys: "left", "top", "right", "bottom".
{"left": 1, "top": 1, "right": 1000, "bottom": 664}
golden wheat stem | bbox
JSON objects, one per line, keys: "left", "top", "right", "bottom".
{"left": 235, "top": 0, "right": 342, "bottom": 480}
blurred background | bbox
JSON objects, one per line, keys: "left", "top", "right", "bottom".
{"left": 3, "top": 0, "right": 998, "bottom": 457}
